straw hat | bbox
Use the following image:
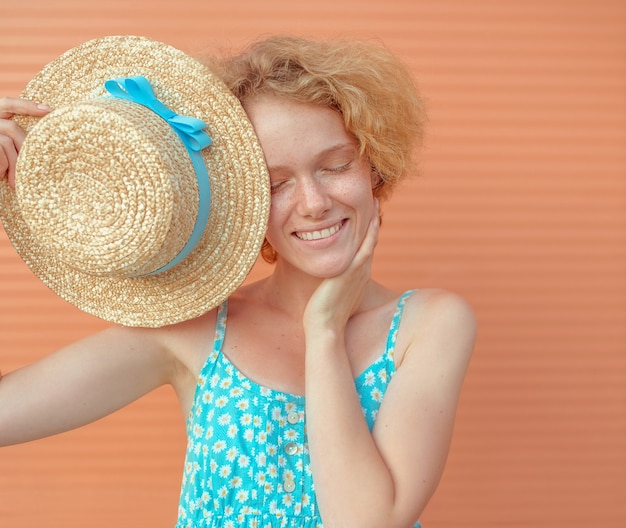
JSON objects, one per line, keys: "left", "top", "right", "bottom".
{"left": 0, "top": 35, "right": 270, "bottom": 327}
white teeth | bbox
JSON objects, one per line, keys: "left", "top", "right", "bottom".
{"left": 296, "top": 222, "right": 342, "bottom": 241}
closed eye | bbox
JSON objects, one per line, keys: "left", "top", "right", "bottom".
{"left": 270, "top": 180, "right": 287, "bottom": 194}
{"left": 323, "top": 161, "right": 353, "bottom": 174}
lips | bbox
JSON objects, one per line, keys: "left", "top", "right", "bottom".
{"left": 294, "top": 220, "right": 345, "bottom": 241}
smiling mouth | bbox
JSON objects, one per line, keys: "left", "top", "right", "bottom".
{"left": 294, "top": 220, "right": 345, "bottom": 241}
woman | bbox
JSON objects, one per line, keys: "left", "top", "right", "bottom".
{"left": 0, "top": 35, "right": 475, "bottom": 527}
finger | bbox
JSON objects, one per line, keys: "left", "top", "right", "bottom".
{"left": 0, "top": 118, "right": 27, "bottom": 151}
{"left": 0, "top": 97, "right": 52, "bottom": 119}
{"left": 0, "top": 149, "right": 17, "bottom": 188}
{"left": 0, "top": 120, "right": 26, "bottom": 190}
{"left": 0, "top": 143, "right": 7, "bottom": 183}
{"left": 7, "top": 140, "right": 18, "bottom": 188}
{"left": 0, "top": 127, "right": 25, "bottom": 188}
{"left": 0, "top": 135, "right": 19, "bottom": 189}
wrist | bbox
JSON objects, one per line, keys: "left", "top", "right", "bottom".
{"left": 304, "top": 323, "right": 344, "bottom": 343}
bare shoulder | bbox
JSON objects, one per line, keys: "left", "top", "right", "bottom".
{"left": 125, "top": 308, "right": 220, "bottom": 414}
{"left": 147, "top": 307, "right": 219, "bottom": 375}
{"left": 399, "top": 288, "right": 476, "bottom": 367}
{"left": 417, "top": 288, "right": 475, "bottom": 329}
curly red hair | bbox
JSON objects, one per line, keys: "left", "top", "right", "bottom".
{"left": 203, "top": 35, "right": 426, "bottom": 262}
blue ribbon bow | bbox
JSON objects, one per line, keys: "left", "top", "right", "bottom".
{"left": 105, "top": 76, "right": 212, "bottom": 275}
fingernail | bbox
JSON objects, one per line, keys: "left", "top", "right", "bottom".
{"left": 36, "top": 104, "right": 52, "bottom": 111}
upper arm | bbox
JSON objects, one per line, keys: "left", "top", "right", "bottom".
{"left": 0, "top": 324, "right": 178, "bottom": 446}
{"left": 373, "top": 290, "right": 476, "bottom": 524}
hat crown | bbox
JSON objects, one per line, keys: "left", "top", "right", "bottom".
{"left": 17, "top": 98, "right": 199, "bottom": 278}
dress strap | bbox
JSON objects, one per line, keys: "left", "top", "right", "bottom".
{"left": 212, "top": 299, "right": 228, "bottom": 353}
{"left": 197, "top": 299, "right": 228, "bottom": 377}
{"left": 385, "top": 290, "right": 416, "bottom": 362}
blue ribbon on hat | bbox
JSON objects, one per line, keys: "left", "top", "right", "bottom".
{"left": 104, "top": 75, "right": 212, "bottom": 275}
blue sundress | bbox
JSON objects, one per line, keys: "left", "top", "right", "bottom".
{"left": 176, "top": 290, "right": 422, "bottom": 528}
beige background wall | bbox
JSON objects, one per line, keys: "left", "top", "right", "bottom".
{"left": 1, "top": 1, "right": 625, "bottom": 526}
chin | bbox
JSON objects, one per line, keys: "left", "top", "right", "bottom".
{"left": 302, "top": 257, "right": 353, "bottom": 279}
{"left": 274, "top": 242, "right": 358, "bottom": 278}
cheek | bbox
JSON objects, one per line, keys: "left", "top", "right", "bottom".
{"left": 349, "top": 175, "right": 377, "bottom": 210}
{"left": 332, "top": 168, "right": 375, "bottom": 200}
{"left": 264, "top": 201, "right": 287, "bottom": 245}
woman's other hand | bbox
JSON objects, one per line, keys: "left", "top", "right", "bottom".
{"left": 0, "top": 97, "right": 51, "bottom": 188}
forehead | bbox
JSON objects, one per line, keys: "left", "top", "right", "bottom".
{"left": 243, "top": 95, "right": 355, "bottom": 159}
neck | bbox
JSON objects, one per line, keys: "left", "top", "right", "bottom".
{"left": 254, "top": 257, "right": 384, "bottom": 319}
{"left": 260, "top": 259, "right": 325, "bottom": 316}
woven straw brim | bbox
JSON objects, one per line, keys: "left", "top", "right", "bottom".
{"left": 0, "top": 36, "right": 270, "bottom": 327}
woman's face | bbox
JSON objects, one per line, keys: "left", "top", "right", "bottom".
{"left": 244, "top": 95, "right": 376, "bottom": 278}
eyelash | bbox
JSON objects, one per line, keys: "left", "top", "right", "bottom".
{"left": 270, "top": 162, "right": 353, "bottom": 193}
{"left": 325, "top": 161, "right": 352, "bottom": 174}
{"left": 270, "top": 182, "right": 285, "bottom": 194}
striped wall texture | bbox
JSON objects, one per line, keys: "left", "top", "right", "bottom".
{"left": 1, "top": 1, "right": 625, "bottom": 527}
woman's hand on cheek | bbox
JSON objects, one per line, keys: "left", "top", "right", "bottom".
{"left": 303, "top": 199, "right": 380, "bottom": 334}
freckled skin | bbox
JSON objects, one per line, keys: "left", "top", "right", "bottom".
{"left": 244, "top": 95, "right": 376, "bottom": 279}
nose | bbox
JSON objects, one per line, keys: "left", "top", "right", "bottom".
{"left": 294, "top": 175, "right": 332, "bottom": 218}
